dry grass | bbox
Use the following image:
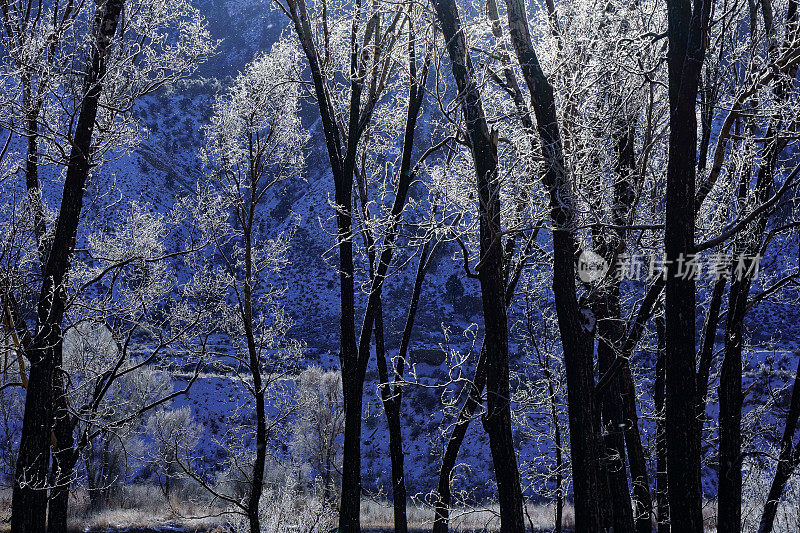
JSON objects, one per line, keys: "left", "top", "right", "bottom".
{"left": 3, "top": 484, "right": 795, "bottom": 533}
{"left": 360, "top": 499, "right": 574, "bottom": 531}
{"left": 0, "top": 486, "right": 574, "bottom": 532}
{"left": 73, "top": 485, "right": 228, "bottom": 532}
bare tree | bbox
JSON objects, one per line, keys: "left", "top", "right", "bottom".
{"left": 185, "top": 40, "right": 307, "bottom": 533}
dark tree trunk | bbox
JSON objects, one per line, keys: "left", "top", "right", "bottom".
{"left": 282, "top": 3, "right": 362, "bottom": 528}
{"left": 373, "top": 216, "right": 438, "bottom": 533}
{"left": 717, "top": 0, "right": 797, "bottom": 518}
{"left": 717, "top": 272, "right": 749, "bottom": 533}
{"left": 595, "top": 291, "right": 635, "bottom": 533}
{"left": 243, "top": 203, "right": 266, "bottom": 533}
{"left": 757, "top": 354, "right": 800, "bottom": 533}
{"left": 654, "top": 314, "right": 669, "bottom": 533}
{"left": 11, "top": 3, "right": 125, "bottom": 531}
{"left": 374, "top": 301, "right": 408, "bottom": 533}
{"left": 22, "top": 98, "right": 49, "bottom": 267}
{"left": 358, "top": 30, "right": 430, "bottom": 532}
{"left": 431, "top": 1, "right": 525, "bottom": 530}
{"left": 430, "top": 224, "right": 536, "bottom": 533}
{"left": 284, "top": 3, "right": 413, "bottom": 529}
{"left": 47, "top": 339, "right": 77, "bottom": 533}
{"left": 663, "top": 0, "right": 709, "bottom": 528}
{"left": 501, "top": 0, "right": 602, "bottom": 528}
{"left": 591, "top": 118, "right": 651, "bottom": 533}
{"left": 11, "top": 347, "right": 54, "bottom": 533}
{"left": 339, "top": 363, "right": 363, "bottom": 533}
{"left": 718, "top": 124, "right": 775, "bottom": 533}
{"left": 433, "top": 349, "right": 487, "bottom": 533}
{"left": 616, "top": 125, "right": 653, "bottom": 533}
{"left": 697, "top": 275, "right": 727, "bottom": 421}
{"left": 620, "top": 363, "right": 652, "bottom": 533}
{"left": 756, "top": 174, "right": 800, "bottom": 533}
{"left": 47, "top": 452, "right": 76, "bottom": 533}
{"left": 246, "top": 334, "right": 267, "bottom": 533}
{"left": 335, "top": 144, "right": 360, "bottom": 531}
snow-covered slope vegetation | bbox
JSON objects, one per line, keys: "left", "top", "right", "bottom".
{"left": 2, "top": 0, "right": 800, "bottom": 531}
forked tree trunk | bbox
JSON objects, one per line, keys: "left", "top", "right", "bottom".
{"left": 614, "top": 123, "right": 654, "bottom": 533}
{"left": 591, "top": 119, "right": 651, "bottom": 533}
{"left": 281, "top": 2, "right": 362, "bottom": 528}
{"left": 433, "top": 349, "right": 487, "bottom": 533}
{"left": 501, "top": 0, "right": 602, "bottom": 528}
{"left": 718, "top": 1, "right": 797, "bottom": 520}
{"left": 431, "top": 0, "right": 525, "bottom": 530}
{"left": 374, "top": 223, "right": 438, "bottom": 533}
{"left": 283, "top": 3, "right": 409, "bottom": 529}
{"left": 718, "top": 130, "right": 776, "bottom": 533}
{"left": 374, "top": 301, "right": 408, "bottom": 533}
{"left": 11, "top": 2, "right": 125, "bottom": 531}
{"left": 361, "top": 28, "right": 430, "bottom": 531}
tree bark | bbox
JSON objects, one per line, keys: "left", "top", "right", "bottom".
{"left": 374, "top": 301, "right": 407, "bottom": 533}
{"left": 595, "top": 291, "right": 635, "bottom": 533}
{"left": 433, "top": 348, "right": 487, "bottom": 533}
{"left": 245, "top": 299, "right": 267, "bottom": 533}
{"left": 592, "top": 118, "right": 651, "bottom": 533}
{"left": 717, "top": 271, "right": 748, "bottom": 533}
{"left": 359, "top": 25, "right": 430, "bottom": 532}
{"left": 663, "top": 0, "right": 709, "bottom": 528}
{"left": 501, "top": 0, "right": 602, "bottom": 528}
{"left": 431, "top": 1, "right": 525, "bottom": 530}
{"left": 757, "top": 353, "right": 800, "bottom": 533}
{"left": 11, "top": 2, "right": 125, "bottom": 531}
{"left": 654, "top": 313, "right": 669, "bottom": 533}
{"left": 283, "top": 2, "right": 401, "bottom": 528}
{"left": 718, "top": 122, "right": 776, "bottom": 533}
{"left": 47, "top": 339, "right": 77, "bottom": 533}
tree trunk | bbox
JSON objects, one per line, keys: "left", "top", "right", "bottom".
{"left": 501, "top": 0, "right": 602, "bottom": 528}
{"left": 654, "top": 314, "right": 669, "bottom": 533}
{"left": 663, "top": 0, "right": 709, "bottom": 528}
{"left": 433, "top": 349, "right": 487, "bottom": 533}
{"left": 47, "top": 339, "right": 77, "bottom": 533}
{"left": 11, "top": 3, "right": 125, "bottom": 531}
{"left": 431, "top": 1, "right": 525, "bottom": 530}
{"left": 591, "top": 118, "right": 650, "bottom": 533}
{"left": 358, "top": 30, "right": 429, "bottom": 532}
{"left": 614, "top": 121, "right": 654, "bottom": 533}
{"left": 11, "top": 348, "right": 54, "bottom": 533}
{"left": 282, "top": 2, "right": 363, "bottom": 529}
{"left": 246, "top": 346, "right": 267, "bottom": 533}
{"left": 620, "top": 362, "right": 652, "bottom": 533}
{"left": 757, "top": 354, "right": 800, "bottom": 533}
{"left": 718, "top": 133, "right": 775, "bottom": 533}
{"left": 22, "top": 99, "right": 49, "bottom": 267}
{"left": 697, "top": 275, "right": 727, "bottom": 421}
{"left": 339, "top": 366, "right": 364, "bottom": 533}
{"left": 336, "top": 132, "right": 360, "bottom": 533}
{"left": 717, "top": 272, "right": 749, "bottom": 533}
{"left": 374, "top": 300, "right": 408, "bottom": 533}
{"left": 596, "top": 292, "right": 635, "bottom": 533}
